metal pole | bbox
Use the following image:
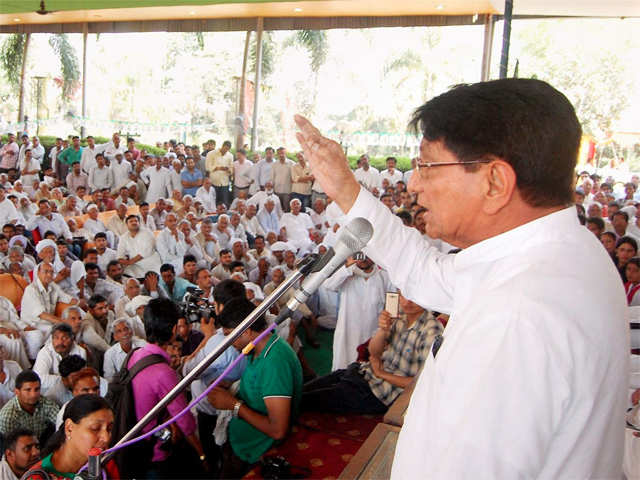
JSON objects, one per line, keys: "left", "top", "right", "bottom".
{"left": 81, "top": 22, "right": 88, "bottom": 138}
{"left": 105, "top": 256, "right": 315, "bottom": 462}
{"left": 499, "top": 0, "right": 513, "bottom": 79}
{"left": 481, "top": 14, "right": 495, "bottom": 81}
{"left": 250, "top": 17, "right": 263, "bottom": 152}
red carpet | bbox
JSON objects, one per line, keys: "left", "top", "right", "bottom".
{"left": 243, "top": 412, "right": 383, "bottom": 479}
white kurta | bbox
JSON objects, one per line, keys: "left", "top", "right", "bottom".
{"left": 195, "top": 185, "right": 217, "bottom": 213}
{"left": 323, "top": 264, "right": 390, "bottom": 370}
{"left": 344, "top": 187, "right": 628, "bottom": 479}
{"left": 142, "top": 167, "right": 170, "bottom": 203}
{"left": 354, "top": 166, "right": 380, "bottom": 191}
{"left": 279, "top": 212, "right": 314, "bottom": 251}
{"left": 33, "top": 339, "right": 87, "bottom": 393}
{"left": 0, "top": 199, "right": 20, "bottom": 226}
{"left": 0, "top": 360, "right": 23, "bottom": 408}
{"left": 116, "top": 229, "right": 162, "bottom": 277}
{"left": 156, "top": 229, "right": 188, "bottom": 273}
{"left": 110, "top": 159, "right": 132, "bottom": 191}
{"left": 103, "top": 337, "right": 147, "bottom": 382}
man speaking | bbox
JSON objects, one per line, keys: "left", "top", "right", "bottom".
{"left": 295, "top": 79, "right": 628, "bottom": 478}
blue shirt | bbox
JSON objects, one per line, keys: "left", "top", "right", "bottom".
{"left": 159, "top": 276, "right": 196, "bottom": 303}
{"left": 200, "top": 331, "right": 247, "bottom": 385}
{"left": 181, "top": 168, "right": 204, "bottom": 196}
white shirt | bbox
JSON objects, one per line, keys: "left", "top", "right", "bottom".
{"left": 26, "top": 212, "right": 72, "bottom": 240}
{"left": 98, "top": 141, "right": 125, "bottom": 163}
{"left": 345, "top": 188, "right": 628, "bottom": 479}
{"left": 20, "top": 277, "right": 73, "bottom": 329}
{"left": 116, "top": 228, "right": 162, "bottom": 277}
{"left": 33, "top": 340, "right": 87, "bottom": 393}
{"left": 80, "top": 145, "right": 99, "bottom": 174}
{"left": 83, "top": 217, "right": 107, "bottom": 236}
{"left": 241, "top": 214, "right": 265, "bottom": 237}
{"left": 110, "top": 159, "right": 132, "bottom": 191}
{"left": 195, "top": 185, "right": 217, "bottom": 213}
{"left": 88, "top": 165, "right": 114, "bottom": 192}
{"left": 403, "top": 168, "right": 414, "bottom": 184}
{"left": 0, "top": 458, "right": 18, "bottom": 480}
{"left": 379, "top": 168, "right": 403, "bottom": 186}
{"left": 97, "top": 247, "right": 118, "bottom": 274}
{"left": 156, "top": 229, "right": 188, "bottom": 268}
{"left": 142, "top": 167, "right": 170, "bottom": 204}
{"left": 354, "top": 166, "right": 381, "bottom": 192}
{"left": 0, "top": 198, "right": 20, "bottom": 226}
{"left": 168, "top": 169, "right": 183, "bottom": 195}
{"left": 103, "top": 337, "right": 147, "bottom": 382}
{"left": 279, "top": 212, "right": 314, "bottom": 250}
{"left": 0, "top": 360, "right": 22, "bottom": 408}
{"left": 233, "top": 160, "right": 254, "bottom": 188}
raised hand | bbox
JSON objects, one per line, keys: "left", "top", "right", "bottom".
{"left": 294, "top": 114, "right": 360, "bottom": 212}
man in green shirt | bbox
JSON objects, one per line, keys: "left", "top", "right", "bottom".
{"left": 208, "top": 297, "right": 303, "bottom": 478}
{"left": 0, "top": 370, "right": 59, "bottom": 445}
{"left": 56, "top": 136, "right": 83, "bottom": 186}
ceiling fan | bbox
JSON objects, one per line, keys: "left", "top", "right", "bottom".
{"left": 36, "top": 0, "right": 57, "bottom": 15}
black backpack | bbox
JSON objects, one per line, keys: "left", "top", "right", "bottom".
{"left": 104, "top": 347, "right": 166, "bottom": 479}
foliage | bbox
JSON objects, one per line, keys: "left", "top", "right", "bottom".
{"left": 0, "top": 34, "right": 25, "bottom": 91}
{"left": 0, "top": 134, "right": 166, "bottom": 156}
{"left": 249, "top": 31, "right": 275, "bottom": 79}
{"left": 48, "top": 34, "right": 80, "bottom": 100}
{"left": 287, "top": 30, "right": 328, "bottom": 73}
{"left": 510, "top": 20, "right": 634, "bottom": 138}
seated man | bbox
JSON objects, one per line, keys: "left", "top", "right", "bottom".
{"left": 0, "top": 428, "right": 41, "bottom": 480}
{"left": 32, "top": 323, "right": 86, "bottom": 394}
{"left": 159, "top": 263, "right": 196, "bottom": 304}
{"left": 43, "top": 354, "right": 87, "bottom": 406}
{"left": 0, "top": 296, "right": 31, "bottom": 369}
{"left": 302, "top": 293, "right": 442, "bottom": 414}
{"left": 84, "top": 294, "right": 115, "bottom": 349}
{"left": 84, "top": 263, "right": 122, "bottom": 307}
{"left": 207, "top": 297, "right": 303, "bottom": 478}
{"left": 94, "top": 232, "right": 118, "bottom": 274}
{"left": 0, "top": 346, "right": 23, "bottom": 408}
{"left": 103, "top": 317, "right": 146, "bottom": 382}
{"left": 0, "top": 370, "right": 59, "bottom": 445}
{"left": 20, "top": 262, "right": 77, "bottom": 360}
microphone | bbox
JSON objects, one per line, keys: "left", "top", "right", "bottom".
{"left": 276, "top": 217, "right": 373, "bottom": 324}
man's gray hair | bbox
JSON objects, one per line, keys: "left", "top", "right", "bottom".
{"left": 112, "top": 316, "right": 132, "bottom": 331}
{"left": 61, "top": 305, "right": 84, "bottom": 320}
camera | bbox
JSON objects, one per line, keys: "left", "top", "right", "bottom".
{"left": 179, "top": 286, "right": 214, "bottom": 323}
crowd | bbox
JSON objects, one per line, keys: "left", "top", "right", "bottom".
{"left": 0, "top": 129, "right": 636, "bottom": 478}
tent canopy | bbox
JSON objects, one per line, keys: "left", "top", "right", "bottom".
{"left": 1, "top": 0, "right": 638, "bottom": 32}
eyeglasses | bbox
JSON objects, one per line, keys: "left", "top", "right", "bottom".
{"left": 416, "top": 159, "right": 491, "bottom": 174}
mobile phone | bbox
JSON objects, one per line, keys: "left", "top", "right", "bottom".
{"left": 385, "top": 292, "right": 400, "bottom": 318}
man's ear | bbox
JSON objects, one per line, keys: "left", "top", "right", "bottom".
{"left": 482, "top": 158, "right": 517, "bottom": 215}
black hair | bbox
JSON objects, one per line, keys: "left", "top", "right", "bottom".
{"left": 140, "top": 202, "right": 149, "bottom": 208}
{"left": 396, "top": 210, "right": 413, "bottom": 226}
{"left": 41, "top": 394, "right": 112, "bottom": 458}
{"left": 106, "top": 260, "right": 120, "bottom": 271}
{"left": 217, "top": 297, "right": 266, "bottom": 331}
{"left": 254, "top": 235, "right": 265, "bottom": 242}
{"left": 3, "top": 428, "right": 36, "bottom": 452}
{"left": 601, "top": 231, "right": 616, "bottom": 241}
{"left": 88, "top": 294, "right": 107, "bottom": 309}
{"left": 143, "top": 298, "right": 180, "bottom": 345}
{"left": 125, "top": 214, "right": 139, "bottom": 223}
{"left": 84, "top": 262, "right": 100, "bottom": 273}
{"left": 2, "top": 224, "right": 16, "bottom": 232}
{"left": 183, "top": 254, "right": 197, "bottom": 265}
{"left": 160, "top": 263, "right": 175, "bottom": 274}
{"left": 586, "top": 217, "right": 605, "bottom": 231}
{"left": 15, "top": 370, "right": 40, "bottom": 389}
{"left": 265, "top": 147, "right": 274, "bottom": 153}
{"left": 213, "top": 279, "right": 246, "bottom": 306}
{"left": 219, "top": 249, "right": 231, "bottom": 256}
{"left": 409, "top": 78, "right": 581, "bottom": 208}
{"left": 222, "top": 140, "right": 232, "bottom": 148}
{"left": 386, "top": 156, "right": 397, "bottom": 164}
{"left": 616, "top": 236, "right": 638, "bottom": 252}
{"left": 93, "top": 232, "right": 107, "bottom": 241}
{"left": 83, "top": 248, "right": 98, "bottom": 259}
{"left": 229, "top": 261, "right": 245, "bottom": 271}
{"left": 38, "top": 199, "right": 49, "bottom": 205}
{"left": 51, "top": 323, "right": 74, "bottom": 338}
{"left": 237, "top": 148, "right": 246, "bottom": 156}
{"left": 627, "top": 257, "right": 640, "bottom": 270}
{"left": 58, "top": 354, "right": 87, "bottom": 378}
{"left": 613, "top": 211, "right": 629, "bottom": 222}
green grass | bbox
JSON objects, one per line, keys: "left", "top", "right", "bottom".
{"left": 299, "top": 327, "right": 334, "bottom": 377}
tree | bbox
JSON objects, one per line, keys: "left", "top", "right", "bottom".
{"left": 0, "top": 33, "right": 79, "bottom": 123}
{"left": 284, "top": 30, "right": 329, "bottom": 110}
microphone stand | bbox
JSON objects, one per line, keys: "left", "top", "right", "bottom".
{"left": 103, "top": 254, "right": 319, "bottom": 465}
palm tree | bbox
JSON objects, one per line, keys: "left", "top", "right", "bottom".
{"left": 0, "top": 33, "right": 80, "bottom": 124}
{"left": 285, "top": 30, "right": 329, "bottom": 109}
